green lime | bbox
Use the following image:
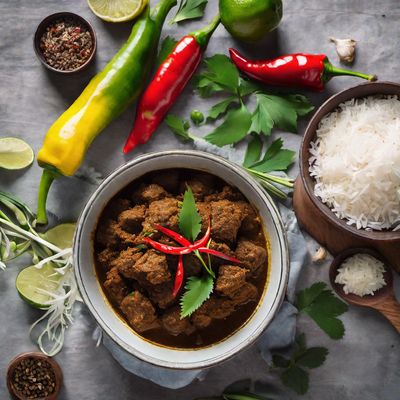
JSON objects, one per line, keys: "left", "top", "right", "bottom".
{"left": 45, "top": 223, "right": 76, "bottom": 249}
{"left": 16, "top": 264, "right": 62, "bottom": 309}
{"left": 87, "top": 0, "right": 148, "bottom": 22}
{"left": 0, "top": 137, "right": 34, "bottom": 170}
{"left": 219, "top": 0, "right": 283, "bottom": 43}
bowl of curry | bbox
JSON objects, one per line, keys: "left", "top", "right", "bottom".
{"left": 74, "top": 151, "right": 289, "bottom": 369}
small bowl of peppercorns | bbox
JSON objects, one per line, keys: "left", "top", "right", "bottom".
{"left": 34, "top": 12, "right": 97, "bottom": 74}
{"left": 7, "top": 352, "right": 63, "bottom": 400}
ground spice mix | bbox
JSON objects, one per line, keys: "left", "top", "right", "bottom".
{"left": 11, "top": 357, "right": 56, "bottom": 399}
{"left": 40, "top": 18, "right": 93, "bottom": 71}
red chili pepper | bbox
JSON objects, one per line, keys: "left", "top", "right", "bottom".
{"left": 123, "top": 16, "right": 220, "bottom": 153}
{"left": 143, "top": 237, "right": 193, "bottom": 255}
{"left": 172, "top": 255, "right": 184, "bottom": 298}
{"left": 154, "top": 224, "right": 191, "bottom": 246}
{"left": 229, "top": 48, "right": 377, "bottom": 91}
{"left": 197, "top": 248, "right": 241, "bottom": 264}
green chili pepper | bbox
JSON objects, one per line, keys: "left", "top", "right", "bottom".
{"left": 36, "top": 0, "right": 177, "bottom": 224}
{"left": 190, "top": 109, "right": 205, "bottom": 125}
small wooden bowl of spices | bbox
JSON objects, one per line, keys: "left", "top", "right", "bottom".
{"left": 7, "top": 352, "right": 63, "bottom": 400}
{"left": 34, "top": 12, "right": 96, "bottom": 74}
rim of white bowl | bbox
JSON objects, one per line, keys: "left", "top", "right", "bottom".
{"left": 73, "top": 150, "right": 289, "bottom": 370}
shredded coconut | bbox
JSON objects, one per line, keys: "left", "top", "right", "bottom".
{"left": 335, "top": 253, "right": 386, "bottom": 296}
{"left": 309, "top": 96, "right": 400, "bottom": 230}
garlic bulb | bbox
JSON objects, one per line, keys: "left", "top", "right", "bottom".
{"left": 330, "top": 37, "right": 357, "bottom": 64}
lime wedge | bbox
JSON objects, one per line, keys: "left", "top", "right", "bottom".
{"left": 45, "top": 223, "right": 76, "bottom": 249}
{"left": 16, "top": 264, "right": 62, "bottom": 309}
{"left": 87, "top": 0, "right": 148, "bottom": 22}
{"left": 0, "top": 137, "right": 34, "bottom": 170}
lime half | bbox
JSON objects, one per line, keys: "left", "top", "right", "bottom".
{"left": 87, "top": 0, "right": 148, "bottom": 22}
{"left": 45, "top": 223, "right": 76, "bottom": 249}
{"left": 16, "top": 264, "right": 62, "bottom": 309}
{"left": 0, "top": 137, "right": 34, "bottom": 170}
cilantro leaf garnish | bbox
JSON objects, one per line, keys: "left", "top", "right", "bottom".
{"left": 272, "top": 333, "right": 329, "bottom": 395}
{"left": 204, "top": 103, "right": 253, "bottom": 147}
{"left": 165, "top": 115, "right": 193, "bottom": 142}
{"left": 180, "top": 275, "right": 213, "bottom": 318}
{"left": 179, "top": 187, "right": 202, "bottom": 241}
{"left": 156, "top": 36, "right": 178, "bottom": 67}
{"left": 170, "top": 0, "right": 208, "bottom": 24}
{"left": 243, "top": 135, "right": 263, "bottom": 168}
{"left": 207, "top": 96, "right": 238, "bottom": 120}
{"left": 296, "top": 282, "right": 348, "bottom": 339}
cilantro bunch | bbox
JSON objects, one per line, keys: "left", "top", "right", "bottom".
{"left": 166, "top": 54, "right": 314, "bottom": 200}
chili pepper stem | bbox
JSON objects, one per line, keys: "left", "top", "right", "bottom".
{"left": 191, "top": 15, "right": 221, "bottom": 48}
{"left": 36, "top": 170, "right": 55, "bottom": 225}
{"left": 323, "top": 60, "right": 377, "bottom": 83}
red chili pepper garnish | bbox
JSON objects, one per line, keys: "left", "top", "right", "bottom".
{"left": 196, "top": 248, "right": 241, "bottom": 264}
{"left": 229, "top": 48, "right": 377, "bottom": 91}
{"left": 154, "top": 224, "right": 191, "bottom": 247}
{"left": 172, "top": 255, "right": 184, "bottom": 298}
{"left": 142, "top": 237, "right": 193, "bottom": 255}
{"left": 123, "top": 16, "right": 220, "bottom": 153}
{"left": 193, "top": 222, "right": 211, "bottom": 248}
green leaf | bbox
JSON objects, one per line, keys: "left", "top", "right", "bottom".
{"left": 251, "top": 139, "right": 296, "bottom": 173}
{"left": 180, "top": 275, "right": 213, "bottom": 318}
{"left": 280, "top": 365, "right": 309, "bottom": 395}
{"left": 204, "top": 103, "right": 252, "bottom": 147}
{"left": 296, "top": 347, "right": 329, "bottom": 369}
{"left": 208, "top": 96, "right": 238, "bottom": 120}
{"left": 170, "top": 0, "right": 208, "bottom": 24}
{"left": 250, "top": 93, "right": 314, "bottom": 135}
{"left": 179, "top": 187, "right": 202, "bottom": 241}
{"left": 201, "top": 55, "right": 240, "bottom": 94}
{"left": 156, "top": 36, "right": 178, "bottom": 67}
{"left": 296, "top": 282, "right": 327, "bottom": 311}
{"left": 239, "top": 78, "right": 260, "bottom": 97}
{"left": 296, "top": 282, "right": 348, "bottom": 339}
{"left": 272, "top": 354, "right": 291, "bottom": 369}
{"left": 165, "top": 115, "right": 193, "bottom": 142}
{"left": 196, "top": 75, "right": 225, "bottom": 97}
{"left": 295, "top": 333, "right": 307, "bottom": 353}
{"left": 243, "top": 135, "right": 262, "bottom": 168}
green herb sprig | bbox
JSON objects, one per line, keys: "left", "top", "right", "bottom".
{"left": 178, "top": 187, "right": 214, "bottom": 317}
{"left": 296, "top": 282, "right": 349, "bottom": 339}
{"left": 272, "top": 333, "right": 329, "bottom": 395}
{"left": 170, "top": 0, "right": 208, "bottom": 24}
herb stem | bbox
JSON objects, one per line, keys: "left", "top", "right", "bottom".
{"left": 247, "top": 168, "right": 294, "bottom": 188}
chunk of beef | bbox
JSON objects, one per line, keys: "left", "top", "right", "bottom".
{"left": 210, "top": 200, "right": 244, "bottom": 243}
{"left": 133, "top": 183, "right": 169, "bottom": 204}
{"left": 197, "top": 202, "right": 211, "bottom": 234}
{"left": 126, "top": 250, "right": 171, "bottom": 286}
{"left": 152, "top": 171, "right": 180, "bottom": 193}
{"left": 147, "top": 282, "right": 176, "bottom": 309}
{"left": 209, "top": 240, "right": 235, "bottom": 267}
{"left": 96, "top": 219, "right": 136, "bottom": 249}
{"left": 205, "top": 185, "right": 245, "bottom": 202}
{"left": 230, "top": 282, "right": 258, "bottom": 305}
{"left": 103, "top": 267, "right": 129, "bottom": 304}
{"left": 97, "top": 248, "right": 118, "bottom": 272}
{"left": 161, "top": 307, "right": 195, "bottom": 336}
{"left": 215, "top": 265, "right": 248, "bottom": 298}
{"left": 180, "top": 173, "right": 216, "bottom": 200}
{"left": 102, "top": 198, "right": 131, "bottom": 220}
{"left": 237, "top": 202, "right": 259, "bottom": 237}
{"left": 111, "top": 247, "right": 142, "bottom": 279}
{"left": 120, "top": 292, "right": 159, "bottom": 333}
{"left": 118, "top": 205, "right": 146, "bottom": 233}
{"left": 183, "top": 254, "right": 203, "bottom": 277}
{"left": 142, "top": 198, "right": 180, "bottom": 233}
{"left": 235, "top": 238, "right": 267, "bottom": 276}
{"left": 192, "top": 296, "right": 236, "bottom": 329}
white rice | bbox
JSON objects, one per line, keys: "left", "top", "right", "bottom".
{"left": 335, "top": 253, "right": 386, "bottom": 296}
{"left": 309, "top": 96, "right": 400, "bottom": 230}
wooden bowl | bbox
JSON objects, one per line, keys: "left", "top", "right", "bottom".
{"left": 7, "top": 352, "right": 63, "bottom": 400}
{"left": 33, "top": 12, "right": 97, "bottom": 74}
{"left": 293, "top": 82, "right": 400, "bottom": 272}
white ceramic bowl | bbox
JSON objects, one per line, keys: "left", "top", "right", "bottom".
{"left": 74, "top": 151, "right": 289, "bottom": 370}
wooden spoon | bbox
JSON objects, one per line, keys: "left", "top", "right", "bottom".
{"left": 329, "top": 247, "right": 400, "bottom": 333}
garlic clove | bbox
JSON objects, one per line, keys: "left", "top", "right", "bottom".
{"left": 330, "top": 37, "right": 357, "bottom": 64}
